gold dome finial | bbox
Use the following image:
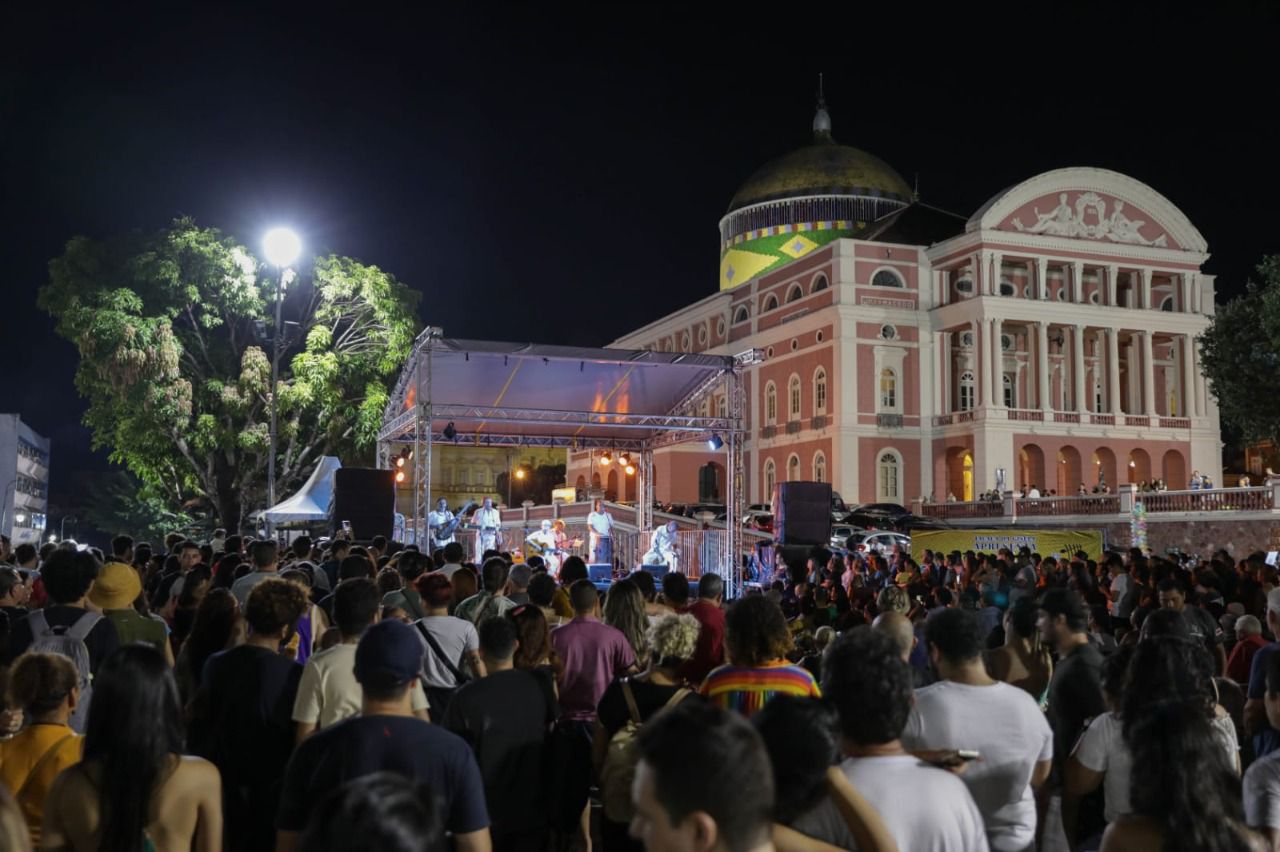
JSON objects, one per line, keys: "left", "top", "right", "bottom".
{"left": 813, "top": 72, "right": 832, "bottom": 140}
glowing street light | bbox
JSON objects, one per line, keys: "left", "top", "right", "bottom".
{"left": 262, "top": 227, "right": 301, "bottom": 268}
{"left": 262, "top": 227, "right": 302, "bottom": 535}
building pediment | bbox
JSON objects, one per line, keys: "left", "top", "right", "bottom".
{"left": 966, "top": 167, "right": 1207, "bottom": 254}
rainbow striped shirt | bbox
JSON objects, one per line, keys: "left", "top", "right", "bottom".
{"left": 699, "top": 661, "right": 822, "bottom": 717}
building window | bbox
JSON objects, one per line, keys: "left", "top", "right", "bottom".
{"left": 764, "top": 459, "right": 776, "bottom": 497}
{"left": 717, "top": 317, "right": 727, "bottom": 336}
{"left": 811, "top": 274, "right": 829, "bottom": 293}
{"left": 880, "top": 324, "right": 897, "bottom": 340}
{"left": 960, "top": 331, "right": 974, "bottom": 348}
{"left": 763, "top": 294, "right": 779, "bottom": 312}
{"left": 813, "top": 368, "right": 828, "bottom": 415}
{"left": 1001, "top": 334, "right": 1013, "bottom": 351}
{"left": 872, "top": 269, "right": 904, "bottom": 288}
{"left": 814, "top": 452, "right": 827, "bottom": 483}
{"left": 1161, "top": 296, "right": 1174, "bottom": 311}
{"left": 959, "top": 371, "right": 975, "bottom": 411}
{"left": 879, "top": 368, "right": 897, "bottom": 410}
{"left": 788, "top": 375, "right": 801, "bottom": 420}
{"left": 1003, "top": 374, "right": 1015, "bottom": 408}
{"left": 681, "top": 332, "right": 690, "bottom": 351}
{"left": 1000, "top": 280, "right": 1017, "bottom": 297}
{"left": 697, "top": 325, "right": 708, "bottom": 345}
{"left": 733, "top": 306, "right": 749, "bottom": 324}
{"left": 786, "top": 284, "right": 803, "bottom": 303}
{"left": 878, "top": 451, "right": 901, "bottom": 502}
{"left": 765, "top": 382, "right": 777, "bottom": 424}
{"left": 787, "top": 454, "right": 800, "bottom": 482}
{"left": 1094, "top": 380, "right": 1105, "bottom": 413}
{"left": 956, "top": 277, "right": 974, "bottom": 294}
{"left": 716, "top": 394, "right": 727, "bottom": 418}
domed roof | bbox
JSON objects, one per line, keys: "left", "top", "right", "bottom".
{"left": 727, "top": 134, "right": 913, "bottom": 214}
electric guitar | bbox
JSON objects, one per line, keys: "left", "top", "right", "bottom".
{"left": 432, "top": 500, "right": 478, "bottom": 547}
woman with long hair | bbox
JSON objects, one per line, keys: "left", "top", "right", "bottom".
{"left": 0, "top": 653, "right": 83, "bottom": 844}
{"left": 509, "top": 603, "right": 562, "bottom": 681}
{"left": 173, "top": 588, "right": 242, "bottom": 708}
{"left": 602, "top": 578, "right": 649, "bottom": 665}
{"left": 41, "top": 645, "right": 222, "bottom": 852}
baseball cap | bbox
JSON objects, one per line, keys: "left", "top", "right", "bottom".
{"left": 354, "top": 619, "right": 424, "bottom": 689}
{"left": 88, "top": 561, "right": 142, "bottom": 611}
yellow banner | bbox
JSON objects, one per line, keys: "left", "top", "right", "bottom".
{"left": 911, "top": 528, "right": 1106, "bottom": 561}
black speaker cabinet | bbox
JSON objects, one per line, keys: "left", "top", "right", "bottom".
{"left": 331, "top": 468, "right": 396, "bottom": 541}
{"left": 772, "top": 480, "right": 832, "bottom": 546}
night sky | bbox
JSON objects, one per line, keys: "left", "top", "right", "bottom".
{"left": 3, "top": 6, "right": 1278, "bottom": 505}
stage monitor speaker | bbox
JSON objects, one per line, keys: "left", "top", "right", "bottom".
{"left": 638, "top": 564, "right": 668, "bottom": 583}
{"left": 587, "top": 564, "right": 613, "bottom": 584}
{"left": 772, "top": 480, "right": 832, "bottom": 546}
{"left": 331, "top": 468, "right": 396, "bottom": 542}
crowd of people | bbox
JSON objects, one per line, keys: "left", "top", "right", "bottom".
{"left": 0, "top": 529, "right": 1277, "bottom": 851}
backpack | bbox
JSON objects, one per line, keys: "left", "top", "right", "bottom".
{"left": 27, "top": 609, "right": 101, "bottom": 733}
{"left": 599, "top": 679, "right": 691, "bottom": 822}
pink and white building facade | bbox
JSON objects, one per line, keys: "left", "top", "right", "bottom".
{"left": 566, "top": 115, "right": 1222, "bottom": 507}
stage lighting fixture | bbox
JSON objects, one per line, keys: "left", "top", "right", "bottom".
{"left": 443, "top": 422, "right": 457, "bottom": 441}
{"left": 600, "top": 451, "right": 613, "bottom": 466}
{"left": 707, "top": 433, "right": 724, "bottom": 451}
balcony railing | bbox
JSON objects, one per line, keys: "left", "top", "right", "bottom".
{"left": 1140, "top": 487, "right": 1274, "bottom": 513}
{"left": 934, "top": 414, "right": 955, "bottom": 426}
{"left": 1090, "top": 414, "right": 1115, "bottom": 425}
{"left": 1007, "top": 409, "right": 1044, "bottom": 422}
{"left": 811, "top": 415, "right": 828, "bottom": 430}
{"left": 876, "top": 413, "right": 903, "bottom": 429}
{"left": 1053, "top": 412, "right": 1081, "bottom": 424}
{"left": 1159, "top": 418, "right": 1191, "bottom": 429}
{"left": 1124, "top": 416, "right": 1150, "bottom": 427}
{"left": 1016, "top": 494, "right": 1120, "bottom": 516}
{"left": 920, "top": 500, "right": 1006, "bottom": 520}
{"left": 761, "top": 425, "right": 776, "bottom": 439}
{"left": 785, "top": 420, "right": 802, "bottom": 435}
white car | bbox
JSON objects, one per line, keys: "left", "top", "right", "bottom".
{"left": 848, "top": 531, "right": 911, "bottom": 557}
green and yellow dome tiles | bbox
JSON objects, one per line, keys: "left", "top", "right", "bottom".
{"left": 717, "top": 101, "right": 913, "bottom": 291}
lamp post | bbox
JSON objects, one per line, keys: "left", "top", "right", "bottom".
{"left": 60, "top": 515, "right": 76, "bottom": 542}
{"left": 262, "top": 227, "right": 302, "bottom": 535}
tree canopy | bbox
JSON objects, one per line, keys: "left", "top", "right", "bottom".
{"left": 1199, "top": 255, "right": 1280, "bottom": 447}
{"left": 39, "top": 219, "right": 421, "bottom": 529}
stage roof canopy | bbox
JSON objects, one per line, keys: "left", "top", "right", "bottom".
{"left": 379, "top": 336, "right": 746, "bottom": 450}
{"left": 258, "top": 456, "right": 341, "bottom": 523}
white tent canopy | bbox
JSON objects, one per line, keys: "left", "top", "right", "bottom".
{"left": 259, "top": 456, "right": 342, "bottom": 523}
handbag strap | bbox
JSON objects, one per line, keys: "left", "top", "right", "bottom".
{"left": 620, "top": 678, "right": 642, "bottom": 725}
{"left": 415, "top": 620, "right": 467, "bottom": 684}
{"left": 15, "top": 733, "right": 75, "bottom": 802}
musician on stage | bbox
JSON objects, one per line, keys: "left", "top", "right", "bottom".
{"left": 586, "top": 499, "right": 614, "bottom": 565}
{"left": 473, "top": 496, "right": 502, "bottom": 555}
{"left": 427, "top": 498, "right": 455, "bottom": 548}
{"left": 641, "top": 520, "right": 680, "bottom": 571}
{"left": 525, "top": 520, "right": 557, "bottom": 562}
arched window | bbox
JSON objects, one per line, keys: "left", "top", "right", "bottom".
{"left": 999, "top": 280, "right": 1016, "bottom": 297}
{"left": 956, "top": 277, "right": 974, "bottom": 295}
{"left": 786, "top": 284, "right": 804, "bottom": 303}
{"left": 764, "top": 459, "right": 776, "bottom": 498}
{"left": 813, "top": 367, "right": 828, "bottom": 415}
{"left": 764, "top": 381, "right": 777, "bottom": 425}
{"left": 788, "top": 375, "right": 802, "bottom": 420}
{"left": 733, "top": 305, "right": 749, "bottom": 324}
{"left": 811, "top": 274, "right": 829, "bottom": 293}
{"left": 959, "top": 371, "right": 975, "bottom": 411}
{"left": 813, "top": 452, "right": 827, "bottom": 483}
{"left": 716, "top": 394, "right": 727, "bottom": 419}
{"left": 872, "top": 269, "right": 904, "bottom": 288}
{"left": 763, "top": 294, "right": 779, "bottom": 312}
{"left": 878, "top": 451, "right": 901, "bottom": 502}
{"left": 787, "top": 454, "right": 800, "bottom": 482}
{"left": 879, "top": 368, "right": 897, "bottom": 410}
{"left": 1160, "top": 296, "right": 1174, "bottom": 311}
{"left": 1003, "top": 374, "right": 1015, "bottom": 408}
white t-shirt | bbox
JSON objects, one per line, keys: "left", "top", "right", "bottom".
{"left": 427, "top": 509, "right": 455, "bottom": 542}
{"left": 587, "top": 511, "right": 613, "bottom": 536}
{"left": 901, "top": 680, "right": 1053, "bottom": 852}
{"left": 230, "top": 571, "right": 277, "bottom": 606}
{"left": 1245, "top": 749, "right": 1280, "bottom": 831}
{"left": 291, "top": 642, "right": 428, "bottom": 729}
{"left": 791, "top": 754, "right": 989, "bottom": 851}
{"left": 473, "top": 507, "right": 501, "bottom": 531}
{"left": 414, "top": 615, "right": 479, "bottom": 688}
{"left": 1074, "top": 710, "right": 1238, "bottom": 823}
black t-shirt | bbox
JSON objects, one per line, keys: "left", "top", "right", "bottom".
{"left": 1047, "top": 641, "right": 1106, "bottom": 770}
{"left": 442, "top": 668, "right": 557, "bottom": 836}
{"left": 277, "top": 715, "right": 489, "bottom": 836}
{"left": 597, "top": 677, "right": 697, "bottom": 737}
{"left": 4, "top": 605, "right": 120, "bottom": 674}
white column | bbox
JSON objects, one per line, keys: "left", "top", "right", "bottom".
{"left": 1179, "top": 273, "right": 1191, "bottom": 314}
{"left": 1037, "top": 258, "right": 1049, "bottom": 301}
{"left": 991, "top": 252, "right": 1004, "bottom": 296}
{"left": 991, "top": 318, "right": 1004, "bottom": 407}
{"left": 1107, "top": 328, "right": 1122, "bottom": 415}
{"left": 1073, "top": 324, "right": 1086, "bottom": 413}
{"left": 978, "top": 250, "right": 990, "bottom": 295}
{"left": 1139, "top": 268, "right": 1152, "bottom": 310}
{"left": 971, "top": 319, "right": 982, "bottom": 406}
{"left": 981, "top": 320, "right": 996, "bottom": 406}
{"left": 1037, "top": 321, "right": 1051, "bottom": 412}
{"left": 1107, "top": 264, "right": 1118, "bottom": 307}
{"left": 1072, "top": 261, "right": 1084, "bottom": 304}
{"left": 1141, "top": 331, "right": 1157, "bottom": 415}
{"left": 1180, "top": 334, "right": 1195, "bottom": 418}
{"left": 939, "top": 332, "right": 951, "bottom": 413}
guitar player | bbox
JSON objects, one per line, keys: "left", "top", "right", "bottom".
{"left": 427, "top": 498, "right": 456, "bottom": 548}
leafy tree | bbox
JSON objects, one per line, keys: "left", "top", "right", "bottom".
{"left": 80, "top": 470, "right": 197, "bottom": 544}
{"left": 39, "top": 219, "right": 421, "bottom": 529}
{"left": 1200, "top": 256, "right": 1280, "bottom": 446}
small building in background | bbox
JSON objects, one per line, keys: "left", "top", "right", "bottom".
{"left": 0, "top": 414, "right": 51, "bottom": 546}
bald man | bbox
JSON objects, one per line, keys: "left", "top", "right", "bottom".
{"left": 873, "top": 610, "right": 932, "bottom": 687}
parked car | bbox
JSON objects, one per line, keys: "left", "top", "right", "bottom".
{"left": 830, "top": 523, "right": 864, "bottom": 550}
{"left": 744, "top": 511, "right": 774, "bottom": 533}
{"left": 841, "top": 502, "right": 911, "bottom": 530}
{"left": 894, "top": 513, "right": 952, "bottom": 531}
{"left": 847, "top": 530, "right": 912, "bottom": 557}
